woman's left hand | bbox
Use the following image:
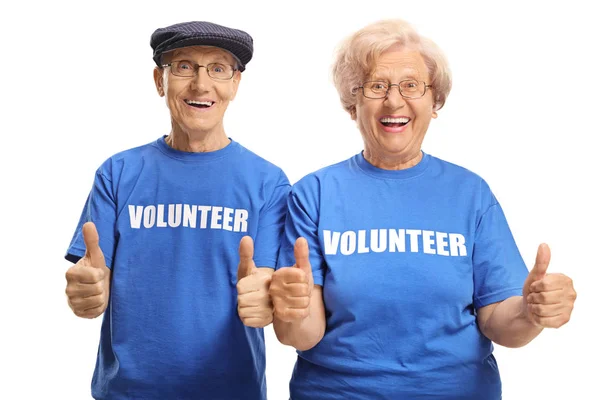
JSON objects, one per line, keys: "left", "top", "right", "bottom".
{"left": 522, "top": 243, "right": 577, "bottom": 328}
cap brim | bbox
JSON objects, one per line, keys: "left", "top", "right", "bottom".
{"left": 155, "top": 36, "right": 250, "bottom": 71}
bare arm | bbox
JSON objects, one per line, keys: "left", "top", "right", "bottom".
{"left": 478, "top": 244, "right": 576, "bottom": 347}
{"left": 273, "top": 285, "right": 326, "bottom": 351}
{"left": 477, "top": 296, "right": 542, "bottom": 348}
{"left": 270, "top": 238, "right": 326, "bottom": 351}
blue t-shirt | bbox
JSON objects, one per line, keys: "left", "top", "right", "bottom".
{"left": 277, "top": 152, "right": 528, "bottom": 400}
{"left": 66, "top": 137, "right": 290, "bottom": 400}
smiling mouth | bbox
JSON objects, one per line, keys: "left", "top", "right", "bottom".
{"left": 185, "top": 100, "right": 215, "bottom": 108}
{"left": 380, "top": 117, "right": 411, "bottom": 127}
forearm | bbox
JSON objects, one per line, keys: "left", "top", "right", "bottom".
{"left": 273, "top": 286, "right": 325, "bottom": 351}
{"left": 479, "top": 296, "right": 543, "bottom": 348}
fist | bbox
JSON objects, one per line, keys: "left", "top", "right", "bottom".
{"left": 65, "top": 222, "right": 109, "bottom": 319}
{"left": 522, "top": 243, "right": 577, "bottom": 328}
{"left": 269, "top": 238, "right": 313, "bottom": 323}
{"left": 236, "top": 236, "right": 274, "bottom": 328}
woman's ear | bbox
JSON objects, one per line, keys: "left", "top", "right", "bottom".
{"left": 350, "top": 105, "right": 357, "bottom": 121}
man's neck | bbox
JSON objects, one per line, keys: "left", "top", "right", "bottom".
{"left": 167, "top": 125, "right": 230, "bottom": 153}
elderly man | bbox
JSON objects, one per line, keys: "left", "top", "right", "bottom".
{"left": 64, "top": 21, "right": 289, "bottom": 400}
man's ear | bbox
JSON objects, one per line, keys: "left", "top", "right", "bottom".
{"left": 153, "top": 67, "right": 165, "bottom": 97}
{"left": 230, "top": 70, "right": 242, "bottom": 101}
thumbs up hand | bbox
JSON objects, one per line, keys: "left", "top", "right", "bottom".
{"left": 65, "top": 222, "right": 110, "bottom": 319}
{"left": 522, "top": 243, "right": 577, "bottom": 328}
{"left": 236, "top": 236, "right": 274, "bottom": 328}
{"left": 270, "top": 238, "right": 313, "bottom": 323}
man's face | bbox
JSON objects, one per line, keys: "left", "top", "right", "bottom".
{"left": 154, "top": 46, "right": 241, "bottom": 135}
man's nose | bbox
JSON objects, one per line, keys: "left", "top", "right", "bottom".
{"left": 190, "top": 66, "right": 211, "bottom": 90}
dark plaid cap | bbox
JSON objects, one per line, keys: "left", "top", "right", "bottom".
{"left": 150, "top": 21, "right": 253, "bottom": 71}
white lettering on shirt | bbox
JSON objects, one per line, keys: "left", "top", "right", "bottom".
{"left": 323, "top": 228, "right": 467, "bottom": 257}
{"left": 128, "top": 204, "right": 249, "bottom": 233}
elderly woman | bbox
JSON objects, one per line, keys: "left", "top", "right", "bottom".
{"left": 270, "top": 19, "right": 577, "bottom": 399}
{"left": 64, "top": 21, "right": 288, "bottom": 399}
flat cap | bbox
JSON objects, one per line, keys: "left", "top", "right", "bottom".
{"left": 150, "top": 21, "right": 253, "bottom": 71}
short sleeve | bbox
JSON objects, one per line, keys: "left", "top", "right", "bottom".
{"left": 252, "top": 170, "right": 291, "bottom": 268}
{"left": 472, "top": 201, "right": 529, "bottom": 309}
{"left": 276, "top": 176, "right": 326, "bottom": 286}
{"left": 65, "top": 164, "right": 118, "bottom": 268}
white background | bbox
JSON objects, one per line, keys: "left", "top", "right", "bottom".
{"left": 2, "top": 0, "right": 598, "bottom": 399}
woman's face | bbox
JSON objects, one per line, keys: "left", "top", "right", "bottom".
{"left": 352, "top": 45, "right": 437, "bottom": 169}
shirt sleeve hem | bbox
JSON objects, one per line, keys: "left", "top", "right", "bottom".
{"left": 253, "top": 260, "right": 276, "bottom": 269}
{"left": 313, "top": 275, "right": 324, "bottom": 286}
{"left": 65, "top": 246, "right": 114, "bottom": 269}
{"left": 475, "top": 287, "right": 522, "bottom": 309}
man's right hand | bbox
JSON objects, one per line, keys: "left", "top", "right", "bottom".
{"left": 65, "top": 222, "right": 110, "bottom": 319}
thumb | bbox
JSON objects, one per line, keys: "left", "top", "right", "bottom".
{"left": 82, "top": 222, "right": 106, "bottom": 268}
{"left": 237, "top": 236, "right": 256, "bottom": 282}
{"left": 529, "top": 243, "right": 551, "bottom": 280}
{"left": 294, "top": 238, "right": 313, "bottom": 282}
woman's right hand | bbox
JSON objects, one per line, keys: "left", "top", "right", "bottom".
{"left": 270, "top": 238, "right": 313, "bottom": 323}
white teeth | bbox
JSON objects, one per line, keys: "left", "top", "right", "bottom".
{"left": 186, "top": 100, "right": 213, "bottom": 106}
{"left": 380, "top": 117, "right": 410, "bottom": 123}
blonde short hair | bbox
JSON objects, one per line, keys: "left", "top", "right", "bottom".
{"left": 332, "top": 19, "right": 452, "bottom": 113}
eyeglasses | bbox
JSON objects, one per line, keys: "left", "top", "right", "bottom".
{"left": 161, "top": 60, "right": 237, "bottom": 80}
{"left": 354, "top": 80, "right": 432, "bottom": 99}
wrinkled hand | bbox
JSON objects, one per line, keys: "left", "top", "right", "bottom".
{"left": 270, "top": 238, "right": 313, "bottom": 323}
{"left": 65, "top": 222, "right": 109, "bottom": 319}
{"left": 236, "top": 236, "right": 274, "bottom": 328}
{"left": 522, "top": 243, "right": 577, "bottom": 328}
